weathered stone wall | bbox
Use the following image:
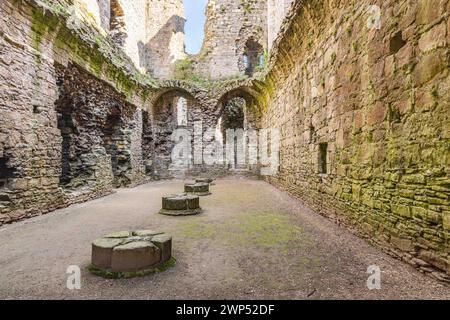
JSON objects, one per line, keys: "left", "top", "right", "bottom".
{"left": 0, "top": 0, "right": 151, "bottom": 225}
{"left": 145, "top": 80, "right": 261, "bottom": 179}
{"left": 256, "top": 0, "right": 450, "bottom": 278}
{"left": 55, "top": 63, "right": 145, "bottom": 189}
{"left": 75, "top": 0, "right": 186, "bottom": 77}
{"left": 267, "top": 0, "right": 294, "bottom": 51}
{"left": 141, "top": 0, "right": 186, "bottom": 79}
{"left": 77, "top": 0, "right": 111, "bottom": 31}
{"left": 189, "top": 0, "right": 268, "bottom": 80}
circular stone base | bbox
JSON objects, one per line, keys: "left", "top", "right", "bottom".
{"left": 185, "top": 183, "right": 211, "bottom": 196}
{"left": 159, "top": 207, "right": 203, "bottom": 216}
{"left": 88, "top": 257, "right": 176, "bottom": 279}
{"left": 159, "top": 194, "right": 203, "bottom": 216}
{"left": 195, "top": 178, "right": 215, "bottom": 185}
{"left": 90, "top": 230, "right": 173, "bottom": 279}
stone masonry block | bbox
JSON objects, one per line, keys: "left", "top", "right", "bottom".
{"left": 151, "top": 234, "right": 172, "bottom": 263}
{"left": 111, "top": 241, "right": 161, "bottom": 272}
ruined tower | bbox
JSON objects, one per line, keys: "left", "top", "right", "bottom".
{"left": 191, "top": 0, "right": 268, "bottom": 80}
{"left": 267, "top": 0, "right": 294, "bottom": 50}
{"left": 76, "top": 0, "right": 186, "bottom": 77}
{"left": 141, "top": 0, "right": 187, "bottom": 78}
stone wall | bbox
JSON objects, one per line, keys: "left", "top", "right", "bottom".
{"left": 55, "top": 63, "right": 145, "bottom": 189}
{"left": 143, "top": 79, "right": 261, "bottom": 179}
{"left": 75, "top": 0, "right": 186, "bottom": 77}
{"left": 189, "top": 0, "right": 268, "bottom": 80}
{"left": 77, "top": 0, "right": 111, "bottom": 31}
{"left": 256, "top": 0, "right": 450, "bottom": 279}
{"left": 0, "top": 0, "right": 151, "bottom": 225}
{"left": 267, "top": 0, "right": 294, "bottom": 51}
{"left": 141, "top": 0, "right": 186, "bottom": 79}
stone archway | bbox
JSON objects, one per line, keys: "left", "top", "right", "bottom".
{"left": 215, "top": 87, "right": 260, "bottom": 173}
{"left": 242, "top": 38, "right": 264, "bottom": 77}
{"left": 144, "top": 80, "right": 262, "bottom": 178}
{"left": 147, "top": 88, "right": 201, "bottom": 179}
{"left": 216, "top": 86, "right": 260, "bottom": 130}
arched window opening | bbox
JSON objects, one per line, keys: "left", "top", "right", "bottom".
{"left": 221, "top": 97, "right": 245, "bottom": 170}
{"left": 184, "top": 0, "right": 208, "bottom": 54}
{"left": 243, "top": 38, "right": 264, "bottom": 77}
{"left": 221, "top": 97, "right": 245, "bottom": 142}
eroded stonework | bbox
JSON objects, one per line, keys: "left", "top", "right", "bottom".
{"left": 0, "top": 0, "right": 448, "bottom": 281}
{"left": 190, "top": 0, "right": 268, "bottom": 80}
{"left": 90, "top": 230, "right": 173, "bottom": 277}
{"left": 256, "top": 0, "right": 450, "bottom": 279}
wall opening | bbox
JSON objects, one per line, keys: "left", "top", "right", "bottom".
{"left": 243, "top": 38, "right": 264, "bottom": 76}
{"left": 221, "top": 97, "right": 245, "bottom": 141}
{"left": 221, "top": 97, "right": 246, "bottom": 170}
{"left": 54, "top": 67, "right": 76, "bottom": 187}
{"left": 142, "top": 109, "right": 154, "bottom": 174}
{"left": 0, "top": 156, "right": 14, "bottom": 203}
{"left": 152, "top": 91, "right": 197, "bottom": 178}
{"left": 102, "top": 106, "right": 122, "bottom": 177}
{"left": 390, "top": 31, "right": 406, "bottom": 55}
{"left": 33, "top": 105, "right": 41, "bottom": 114}
{"left": 309, "top": 125, "right": 316, "bottom": 143}
{"left": 0, "top": 157, "right": 14, "bottom": 190}
{"left": 56, "top": 105, "right": 74, "bottom": 186}
{"left": 318, "top": 143, "right": 328, "bottom": 174}
{"left": 184, "top": 0, "right": 208, "bottom": 54}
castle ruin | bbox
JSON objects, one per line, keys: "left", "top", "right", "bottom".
{"left": 0, "top": 0, "right": 449, "bottom": 294}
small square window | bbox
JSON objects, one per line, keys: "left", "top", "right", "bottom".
{"left": 0, "top": 157, "right": 14, "bottom": 189}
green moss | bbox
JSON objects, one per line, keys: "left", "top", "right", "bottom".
{"left": 88, "top": 257, "right": 177, "bottom": 279}
{"left": 28, "top": 0, "right": 158, "bottom": 98}
{"left": 174, "top": 58, "right": 215, "bottom": 87}
{"left": 230, "top": 213, "right": 306, "bottom": 249}
{"left": 31, "top": 7, "right": 61, "bottom": 53}
{"left": 176, "top": 219, "right": 217, "bottom": 239}
{"left": 331, "top": 52, "right": 337, "bottom": 65}
{"left": 430, "top": 86, "right": 439, "bottom": 99}
{"left": 174, "top": 211, "right": 312, "bottom": 252}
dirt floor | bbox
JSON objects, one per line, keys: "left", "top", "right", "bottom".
{"left": 0, "top": 178, "right": 448, "bottom": 300}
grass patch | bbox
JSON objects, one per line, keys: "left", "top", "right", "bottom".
{"left": 173, "top": 211, "right": 313, "bottom": 252}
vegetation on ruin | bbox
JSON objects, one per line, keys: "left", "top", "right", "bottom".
{"left": 174, "top": 57, "right": 250, "bottom": 91}
{"left": 29, "top": 0, "right": 158, "bottom": 100}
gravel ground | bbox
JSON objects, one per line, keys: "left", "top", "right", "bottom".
{"left": 0, "top": 178, "right": 448, "bottom": 300}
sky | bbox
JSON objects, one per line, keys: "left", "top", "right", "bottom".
{"left": 184, "top": 0, "right": 208, "bottom": 54}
